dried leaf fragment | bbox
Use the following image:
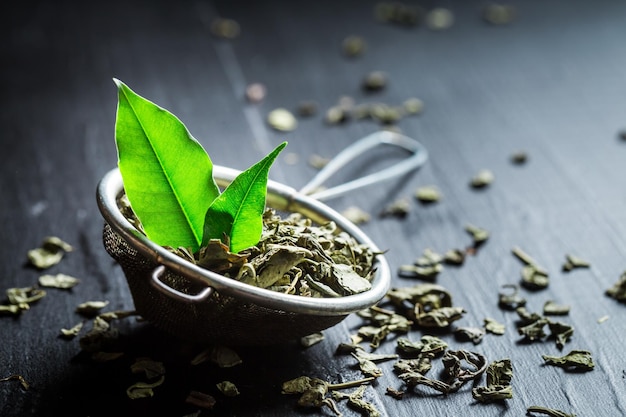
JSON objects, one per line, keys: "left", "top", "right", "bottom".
{"left": 521, "top": 265, "right": 549, "bottom": 290}
{"left": 562, "top": 254, "right": 590, "bottom": 272}
{"left": 470, "top": 169, "right": 494, "bottom": 188}
{"left": 527, "top": 405, "right": 576, "bottom": 417}
{"left": 542, "top": 350, "right": 594, "bottom": 372}
{"left": 60, "top": 322, "right": 84, "bottom": 339}
{"left": 465, "top": 224, "right": 489, "bottom": 245}
{"left": 472, "top": 358, "right": 513, "bottom": 403}
{"left": 79, "top": 316, "right": 119, "bottom": 352}
{"left": 185, "top": 391, "right": 216, "bottom": 410}
{"left": 131, "top": 357, "right": 165, "bottom": 379}
{"left": 543, "top": 300, "right": 570, "bottom": 316}
{"left": 216, "top": 380, "right": 240, "bottom": 397}
{"left": 126, "top": 375, "right": 165, "bottom": 399}
{"left": 39, "top": 273, "right": 80, "bottom": 289}
{"left": 415, "top": 185, "right": 441, "bottom": 203}
{"left": 6, "top": 286, "right": 46, "bottom": 306}
{"left": 342, "top": 35, "right": 366, "bottom": 57}
{"left": 267, "top": 108, "right": 297, "bottom": 132}
{"left": 300, "top": 332, "right": 325, "bottom": 348}
{"left": 27, "top": 236, "right": 73, "bottom": 269}
{"left": 380, "top": 198, "right": 410, "bottom": 218}
{"left": 76, "top": 300, "right": 109, "bottom": 316}
{"left": 484, "top": 317, "right": 506, "bottom": 335}
{"left": 454, "top": 326, "right": 485, "bottom": 345}
{"left": 341, "top": 206, "right": 371, "bottom": 224}
{"left": 498, "top": 284, "right": 526, "bottom": 310}
{"left": 606, "top": 271, "right": 626, "bottom": 303}
{"left": 0, "top": 374, "right": 30, "bottom": 390}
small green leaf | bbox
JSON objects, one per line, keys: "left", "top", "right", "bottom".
{"left": 203, "top": 142, "right": 287, "bottom": 253}
{"left": 114, "top": 79, "right": 220, "bottom": 251}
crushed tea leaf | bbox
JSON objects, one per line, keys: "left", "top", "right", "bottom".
{"left": 454, "top": 326, "right": 485, "bottom": 345}
{"left": 415, "top": 185, "right": 441, "bottom": 203}
{"left": 562, "top": 254, "right": 590, "bottom": 272}
{"left": 300, "top": 332, "right": 325, "bottom": 348}
{"left": 542, "top": 350, "right": 593, "bottom": 372}
{"left": 380, "top": 198, "right": 410, "bottom": 218}
{"left": 217, "top": 380, "right": 240, "bottom": 397}
{"left": 342, "top": 35, "right": 366, "bottom": 57}
{"left": 27, "top": 236, "right": 73, "bottom": 269}
{"left": 543, "top": 300, "right": 570, "bottom": 316}
{"left": 267, "top": 108, "right": 298, "bottom": 132}
{"left": 472, "top": 358, "right": 513, "bottom": 403}
{"left": 484, "top": 317, "right": 506, "bottom": 335}
{"left": 470, "top": 169, "right": 494, "bottom": 188}
{"left": 0, "top": 374, "right": 30, "bottom": 390}
{"left": 605, "top": 271, "right": 626, "bottom": 303}
{"left": 362, "top": 71, "right": 387, "bottom": 92}
{"left": 186, "top": 391, "right": 217, "bottom": 410}
{"left": 126, "top": 375, "right": 165, "bottom": 399}
{"left": 39, "top": 273, "right": 80, "bottom": 289}
{"left": 76, "top": 300, "right": 109, "bottom": 316}
{"left": 527, "top": 406, "right": 576, "bottom": 417}
{"left": 60, "top": 322, "right": 84, "bottom": 339}
{"left": 131, "top": 357, "right": 165, "bottom": 379}
{"left": 341, "top": 206, "right": 371, "bottom": 224}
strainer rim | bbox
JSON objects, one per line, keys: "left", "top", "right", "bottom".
{"left": 97, "top": 167, "right": 391, "bottom": 316}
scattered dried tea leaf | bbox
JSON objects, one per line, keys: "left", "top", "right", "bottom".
{"left": 465, "top": 224, "right": 489, "bottom": 246}
{"left": 7, "top": 286, "right": 46, "bottom": 306}
{"left": 0, "top": 374, "right": 30, "bottom": 390}
{"left": 0, "top": 304, "right": 23, "bottom": 315}
{"left": 443, "top": 249, "right": 465, "bottom": 266}
{"left": 606, "top": 271, "right": 626, "bottom": 302}
{"left": 380, "top": 198, "right": 410, "bottom": 218}
{"left": 403, "top": 97, "right": 424, "bottom": 115}
{"left": 342, "top": 35, "right": 366, "bottom": 57}
{"left": 562, "top": 254, "right": 590, "bottom": 272}
{"left": 27, "top": 236, "right": 73, "bottom": 269}
{"left": 210, "top": 346, "right": 243, "bottom": 368}
{"left": 415, "top": 185, "right": 441, "bottom": 203}
{"left": 470, "top": 169, "right": 494, "bottom": 188}
{"left": 472, "top": 358, "right": 513, "bottom": 403}
{"left": 79, "top": 316, "right": 119, "bottom": 352}
{"left": 39, "top": 273, "right": 80, "bottom": 289}
{"left": 308, "top": 154, "right": 330, "bottom": 169}
{"left": 341, "top": 206, "right": 371, "bottom": 224}
{"left": 527, "top": 406, "right": 576, "bottom": 417}
{"left": 510, "top": 150, "right": 528, "bottom": 164}
{"left": 393, "top": 356, "right": 433, "bottom": 376}
{"left": 210, "top": 18, "right": 240, "bottom": 39}
{"left": 76, "top": 300, "right": 109, "bottom": 315}
{"left": 267, "top": 108, "right": 298, "bottom": 132}
{"left": 186, "top": 391, "right": 216, "bottom": 410}
{"left": 512, "top": 246, "right": 548, "bottom": 274}
{"left": 334, "top": 385, "right": 381, "bottom": 417}
{"left": 483, "top": 3, "right": 516, "bottom": 25}
{"left": 397, "top": 335, "right": 447, "bottom": 356}
{"left": 521, "top": 265, "right": 549, "bottom": 290}
{"left": 297, "top": 100, "right": 318, "bottom": 117}
{"left": 131, "top": 357, "right": 165, "bottom": 379}
{"left": 548, "top": 321, "right": 574, "bottom": 350}
{"left": 597, "top": 315, "right": 610, "bottom": 324}
{"left": 543, "top": 300, "right": 570, "bottom": 316}
{"left": 362, "top": 71, "right": 387, "bottom": 92}
{"left": 91, "top": 351, "right": 124, "bottom": 362}
{"left": 97, "top": 310, "right": 137, "bottom": 322}
{"left": 126, "top": 375, "right": 165, "bottom": 399}
{"left": 454, "top": 326, "right": 485, "bottom": 345}
{"left": 245, "top": 82, "right": 266, "bottom": 103}
{"left": 300, "top": 332, "right": 325, "bottom": 348}
{"left": 415, "top": 305, "right": 465, "bottom": 328}
{"left": 217, "top": 380, "right": 240, "bottom": 397}
{"left": 375, "top": 2, "right": 422, "bottom": 26}
{"left": 398, "top": 263, "right": 442, "bottom": 280}
{"left": 542, "top": 350, "right": 594, "bottom": 372}
{"left": 498, "top": 284, "right": 526, "bottom": 310}
{"left": 60, "top": 322, "right": 84, "bottom": 339}
{"left": 484, "top": 317, "right": 506, "bottom": 335}
{"left": 385, "top": 386, "right": 404, "bottom": 399}
{"left": 426, "top": 8, "right": 454, "bottom": 30}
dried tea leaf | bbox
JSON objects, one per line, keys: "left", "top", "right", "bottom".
{"left": 27, "top": 236, "right": 73, "bottom": 269}
{"left": 362, "top": 71, "right": 387, "bottom": 92}
{"left": 185, "top": 391, "right": 216, "bottom": 410}
{"left": 0, "top": 374, "right": 30, "bottom": 390}
{"left": 375, "top": 2, "right": 422, "bottom": 26}
{"left": 380, "top": 198, "right": 410, "bottom": 218}
{"left": 210, "top": 345, "right": 243, "bottom": 368}
{"left": 465, "top": 224, "right": 489, "bottom": 245}
{"left": 518, "top": 318, "right": 549, "bottom": 342}
{"left": 454, "top": 326, "right": 485, "bottom": 345}
{"left": 510, "top": 150, "right": 528, "bottom": 164}
{"left": 342, "top": 35, "right": 366, "bottom": 57}
{"left": 0, "top": 304, "right": 24, "bottom": 315}
{"left": 91, "top": 351, "right": 124, "bottom": 362}
{"left": 210, "top": 18, "right": 240, "bottom": 39}
{"left": 415, "top": 185, "right": 441, "bottom": 203}
{"left": 393, "top": 356, "right": 433, "bottom": 375}
{"left": 39, "top": 273, "right": 80, "bottom": 289}
{"left": 267, "top": 108, "right": 297, "bottom": 132}
{"left": 483, "top": 3, "right": 516, "bottom": 25}
{"left": 308, "top": 154, "right": 330, "bottom": 169}
{"left": 97, "top": 310, "right": 137, "bottom": 322}
{"left": 498, "top": 284, "right": 526, "bottom": 310}
{"left": 398, "top": 263, "right": 442, "bottom": 280}
{"left": 426, "top": 7, "right": 454, "bottom": 30}
{"left": 521, "top": 265, "right": 549, "bottom": 290}
{"left": 300, "top": 332, "right": 325, "bottom": 348}
{"left": 548, "top": 321, "right": 574, "bottom": 350}
{"left": 126, "top": 375, "right": 165, "bottom": 399}
{"left": 472, "top": 358, "right": 513, "bottom": 403}
{"left": 76, "top": 300, "right": 109, "bottom": 316}
{"left": 79, "top": 316, "right": 119, "bottom": 352}
{"left": 333, "top": 263, "right": 372, "bottom": 295}
{"left": 297, "top": 100, "right": 318, "bottom": 117}
{"left": 512, "top": 246, "right": 549, "bottom": 275}
{"left": 415, "top": 306, "right": 465, "bottom": 328}
{"left": 60, "top": 322, "right": 84, "bottom": 339}
{"left": 387, "top": 283, "right": 452, "bottom": 310}
{"left": 541, "top": 350, "right": 594, "bottom": 372}
{"left": 527, "top": 405, "right": 576, "bottom": 417}
{"left": 351, "top": 354, "right": 384, "bottom": 378}
{"left": 484, "top": 317, "right": 506, "bottom": 335}
{"left": 403, "top": 98, "right": 424, "bottom": 115}
{"left": 341, "top": 206, "right": 371, "bottom": 224}
{"left": 470, "top": 169, "right": 494, "bottom": 188}
{"left": 597, "top": 315, "right": 610, "bottom": 324}
{"left": 443, "top": 249, "right": 465, "bottom": 266}
{"left": 131, "top": 357, "right": 165, "bottom": 379}
{"left": 605, "top": 271, "right": 626, "bottom": 303}
{"left": 543, "top": 300, "right": 570, "bottom": 316}
{"left": 385, "top": 386, "right": 404, "bottom": 399}
{"left": 7, "top": 286, "right": 46, "bottom": 305}
{"left": 216, "top": 380, "right": 240, "bottom": 397}
{"left": 562, "top": 254, "right": 590, "bottom": 272}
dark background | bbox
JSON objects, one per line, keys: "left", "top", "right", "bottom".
{"left": 2, "top": 0, "right": 626, "bottom": 416}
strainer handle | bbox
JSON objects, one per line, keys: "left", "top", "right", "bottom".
{"left": 151, "top": 265, "right": 214, "bottom": 303}
{"left": 298, "top": 130, "right": 428, "bottom": 201}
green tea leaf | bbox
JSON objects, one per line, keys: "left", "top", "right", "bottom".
{"left": 203, "top": 142, "right": 286, "bottom": 252}
{"left": 114, "top": 79, "right": 220, "bottom": 251}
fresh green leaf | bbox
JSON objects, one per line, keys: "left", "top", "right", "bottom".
{"left": 114, "top": 79, "right": 220, "bottom": 251}
{"left": 203, "top": 142, "right": 286, "bottom": 252}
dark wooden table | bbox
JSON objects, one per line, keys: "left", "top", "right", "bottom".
{"left": 2, "top": 1, "right": 626, "bottom": 416}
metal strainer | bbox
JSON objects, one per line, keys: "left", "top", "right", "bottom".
{"left": 97, "top": 131, "right": 427, "bottom": 345}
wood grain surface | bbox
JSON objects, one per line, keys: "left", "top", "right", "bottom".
{"left": 2, "top": 1, "right": 626, "bottom": 416}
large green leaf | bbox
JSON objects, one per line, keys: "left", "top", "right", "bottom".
{"left": 114, "top": 79, "right": 220, "bottom": 251}
{"left": 203, "top": 142, "right": 287, "bottom": 253}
